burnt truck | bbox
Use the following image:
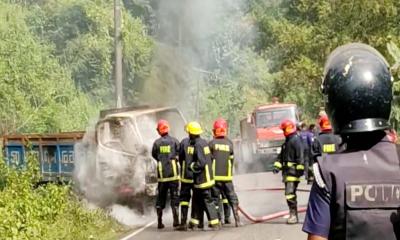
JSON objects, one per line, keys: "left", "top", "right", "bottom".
{"left": 236, "top": 102, "right": 299, "bottom": 173}
{"left": 82, "top": 106, "right": 187, "bottom": 210}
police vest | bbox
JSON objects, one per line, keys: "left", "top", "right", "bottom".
{"left": 179, "top": 138, "right": 194, "bottom": 184}
{"left": 317, "top": 137, "right": 400, "bottom": 240}
{"left": 191, "top": 137, "right": 215, "bottom": 189}
{"left": 152, "top": 135, "right": 180, "bottom": 182}
{"left": 209, "top": 138, "right": 234, "bottom": 182}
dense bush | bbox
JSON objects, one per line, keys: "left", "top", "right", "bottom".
{"left": 0, "top": 154, "right": 124, "bottom": 240}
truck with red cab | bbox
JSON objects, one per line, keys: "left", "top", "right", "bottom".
{"left": 237, "top": 100, "right": 299, "bottom": 172}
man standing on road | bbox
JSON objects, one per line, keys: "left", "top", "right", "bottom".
{"left": 299, "top": 122, "right": 314, "bottom": 184}
{"left": 273, "top": 119, "right": 304, "bottom": 224}
{"left": 303, "top": 43, "right": 400, "bottom": 240}
{"left": 177, "top": 125, "right": 195, "bottom": 231}
{"left": 151, "top": 120, "right": 180, "bottom": 229}
{"left": 187, "top": 121, "right": 220, "bottom": 230}
{"left": 209, "top": 118, "right": 241, "bottom": 227}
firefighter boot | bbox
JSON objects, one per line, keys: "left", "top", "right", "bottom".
{"left": 232, "top": 204, "right": 242, "bottom": 227}
{"left": 157, "top": 208, "right": 165, "bottom": 229}
{"left": 224, "top": 201, "right": 231, "bottom": 224}
{"left": 176, "top": 206, "right": 188, "bottom": 231}
{"left": 172, "top": 207, "right": 180, "bottom": 228}
{"left": 287, "top": 206, "right": 298, "bottom": 224}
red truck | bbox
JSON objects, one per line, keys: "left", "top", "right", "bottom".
{"left": 236, "top": 101, "right": 299, "bottom": 173}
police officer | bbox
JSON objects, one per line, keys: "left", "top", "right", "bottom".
{"left": 187, "top": 121, "right": 220, "bottom": 230}
{"left": 273, "top": 119, "right": 304, "bottom": 224}
{"left": 176, "top": 125, "right": 196, "bottom": 231}
{"left": 311, "top": 114, "right": 341, "bottom": 161}
{"left": 209, "top": 118, "right": 241, "bottom": 227}
{"left": 303, "top": 43, "right": 400, "bottom": 240}
{"left": 151, "top": 120, "right": 180, "bottom": 229}
{"left": 299, "top": 122, "right": 314, "bottom": 184}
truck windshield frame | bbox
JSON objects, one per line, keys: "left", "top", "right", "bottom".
{"left": 255, "top": 107, "right": 296, "bottom": 128}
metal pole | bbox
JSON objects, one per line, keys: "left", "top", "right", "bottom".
{"left": 114, "top": 0, "right": 123, "bottom": 108}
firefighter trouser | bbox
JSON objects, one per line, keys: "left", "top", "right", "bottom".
{"left": 191, "top": 188, "right": 219, "bottom": 226}
{"left": 212, "top": 181, "right": 238, "bottom": 220}
{"left": 221, "top": 191, "right": 231, "bottom": 220}
{"left": 179, "top": 182, "right": 193, "bottom": 207}
{"left": 156, "top": 181, "right": 179, "bottom": 209}
{"left": 285, "top": 181, "right": 299, "bottom": 210}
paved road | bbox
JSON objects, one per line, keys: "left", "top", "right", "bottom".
{"left": 120, "top": 172, "right": 311, "bottom": 240}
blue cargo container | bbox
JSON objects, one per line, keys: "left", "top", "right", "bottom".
{"left": 2, "top": 132, "right": 84, "bottom": 181}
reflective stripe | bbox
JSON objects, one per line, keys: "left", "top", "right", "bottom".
{"left": 181, "top": 178, "right": 194, "bottom": 183}
{"left": 287, "top": 162, "right": 295, "bottom": 167}
{"left": 182, "top": 161, "right": 186, "bottom": 179}
{"left": 158, "top": 175, "right": 180, "bottom": 182}
{"left": 215, "top": 176, "right": 233, "bottom": 181}
{"left": 172, "top": 159, "right": 177, "bottom": 177}
{"left": 222, "top": 199, "right": 229, "bottom": 204}
{"left": 180, "top": 201, "right": 189, "bottom": 206}
{"left": 190, "top": 219, "right": 199, "bottom": 225}
{"left": 296, "top": 164, "right": 304, "bottom": 170}
{"left": 209, "top": 219, "right": 219, "bottom": 225}
{"left": 285, "top": 176, "right": 300, "bottom": 182}
{"left": 228, "top": 159, "right": 232, "bottom": 178}
{"left": 229, "top": 155, "right": 234, "bottom": 160}
{"left": 212, "top": 159, "right": 216, "bottom": 177}
{"left": 286, "top": 194, "right": 296, "bottom": 200}
{"left": 194, "top": 165, "right": 215, "bottom": 188}
{"left": 158, "top": 162, "right": 163, "bottom": 179}
{"left": 323, "top": 144, "right": 336, "bottom": 153}
{"left": 274, "top": 161, "right": 282, "bottom": 169}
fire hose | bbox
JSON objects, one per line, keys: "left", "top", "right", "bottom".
{"left": 237, "top": 187, "right": 309, "bottom": 223}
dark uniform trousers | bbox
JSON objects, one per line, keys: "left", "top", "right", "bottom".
{"left": 285, "top": 181, "right": 299, "bottom": 209}
{"left": 156, "top": 181, "right": 179, "bottom": 209}
{"left": 212, "top": 182, "right": 238, "bottom": 220}
{"left": 191, "top": 187, "right": 218, "bottom": 226}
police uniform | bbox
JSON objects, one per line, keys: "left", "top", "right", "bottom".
{"left": 189, "top": 136, "right": 220, "bottom": 228}
{"left": 151, "top": 134, "right": 180, "bottom": 228}
{"left": 209, "top": 137, "right": 241, "bottom": 226}
{"left": 300, "top": 129, "right": 314, "bottom": 183}
{"left": 177, "top": 137, "right": 195, "bottom": 230}
{"left": 303, "top": 43, "right": 397, "bottom": 239}
{"left": 275, "top": 132, "right": 304, "bottom": 223}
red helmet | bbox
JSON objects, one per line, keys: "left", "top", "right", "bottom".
{"left": 318, "top": 115, "right": 332, "bottom": 132}
{"left": 213, "top": 118, "right": 228, "bottom": 137}
{"left": 157, "top": 119, "right": 169, "bottom": 135}
{"left": 280, "top": 119, "right": 296, "bottom": 137}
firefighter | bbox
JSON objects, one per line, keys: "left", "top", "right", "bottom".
{"left": 273, "top": 119, "right": 304, "bottom": 224}
{"left": 151, "top": 120, "right": 180, "bottom": 229}
{"left": 311, "top": 114, "right": 341, "bottom": 160}
{"left": 209, "top": 118, "right": 241, "bottom": 227}
{"left": 176, "top": 125, "right": 196, "bottom": 231}
{"left": 303, "top": 43, "right": 400, "bottom": 239}
{"left": 187, "top": 121, "right": 220, "bottom": 230}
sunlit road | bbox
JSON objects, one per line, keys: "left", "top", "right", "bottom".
{"left": 120, "top": 172, "right": 310, "bottom": 240}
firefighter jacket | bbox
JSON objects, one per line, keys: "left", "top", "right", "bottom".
{"left": 189, "top": 136, "right": 215, "bottom": 189}
{"left": 179, "top": 137, "right": 194, "bottom": 184}
{"left": 275, "top": 133, "right": 304, "bottom": 182}
{"left": 152, "top": 134, "right": 180, "bottom": 182}
{"left": 315, "top": 134, "right": 400, "bottom": 239}
{"left": 209, "top": 137, "right": 234, "bottom": 182}
{"left": 311, "top": 132, "right": 341, "bottom": 160}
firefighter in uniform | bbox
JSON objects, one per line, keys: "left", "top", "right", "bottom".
{"left": 177, "top": 125, "right": 197, "bottom": 231}
{"left": 273, "top": 119, "right": 304, "bottom": 224}
{"left": 209, "top": 118, "right": 241, "bottom": 227}
{"left": 151, "top": 120, "right": 180, "bottom": 229}
{"left": 187, "top": 121, "right": 220, "bottom": 230}
{"left": 303, "top": 43, "right": 400, "bottom": 240}
{"left": 311, "top": 114, "right": 341, "bottom": 161}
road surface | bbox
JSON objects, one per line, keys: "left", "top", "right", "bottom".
{"left": 119, "top": 172, "right": 311, "bottom": 240}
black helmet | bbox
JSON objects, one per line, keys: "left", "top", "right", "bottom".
{"left": 322, "top": 43, "right": 392, "bottom": 134}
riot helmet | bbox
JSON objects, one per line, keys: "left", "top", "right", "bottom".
{"left": 322, "top": 43, "right": 392, "bottom": 134}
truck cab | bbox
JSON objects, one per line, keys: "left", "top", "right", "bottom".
{"left": 238, "top": 103, "right": 298, "bottom": 172}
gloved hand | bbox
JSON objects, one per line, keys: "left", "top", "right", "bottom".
{"left": 273, "top": 161, "right": 282, "bottom": 174}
